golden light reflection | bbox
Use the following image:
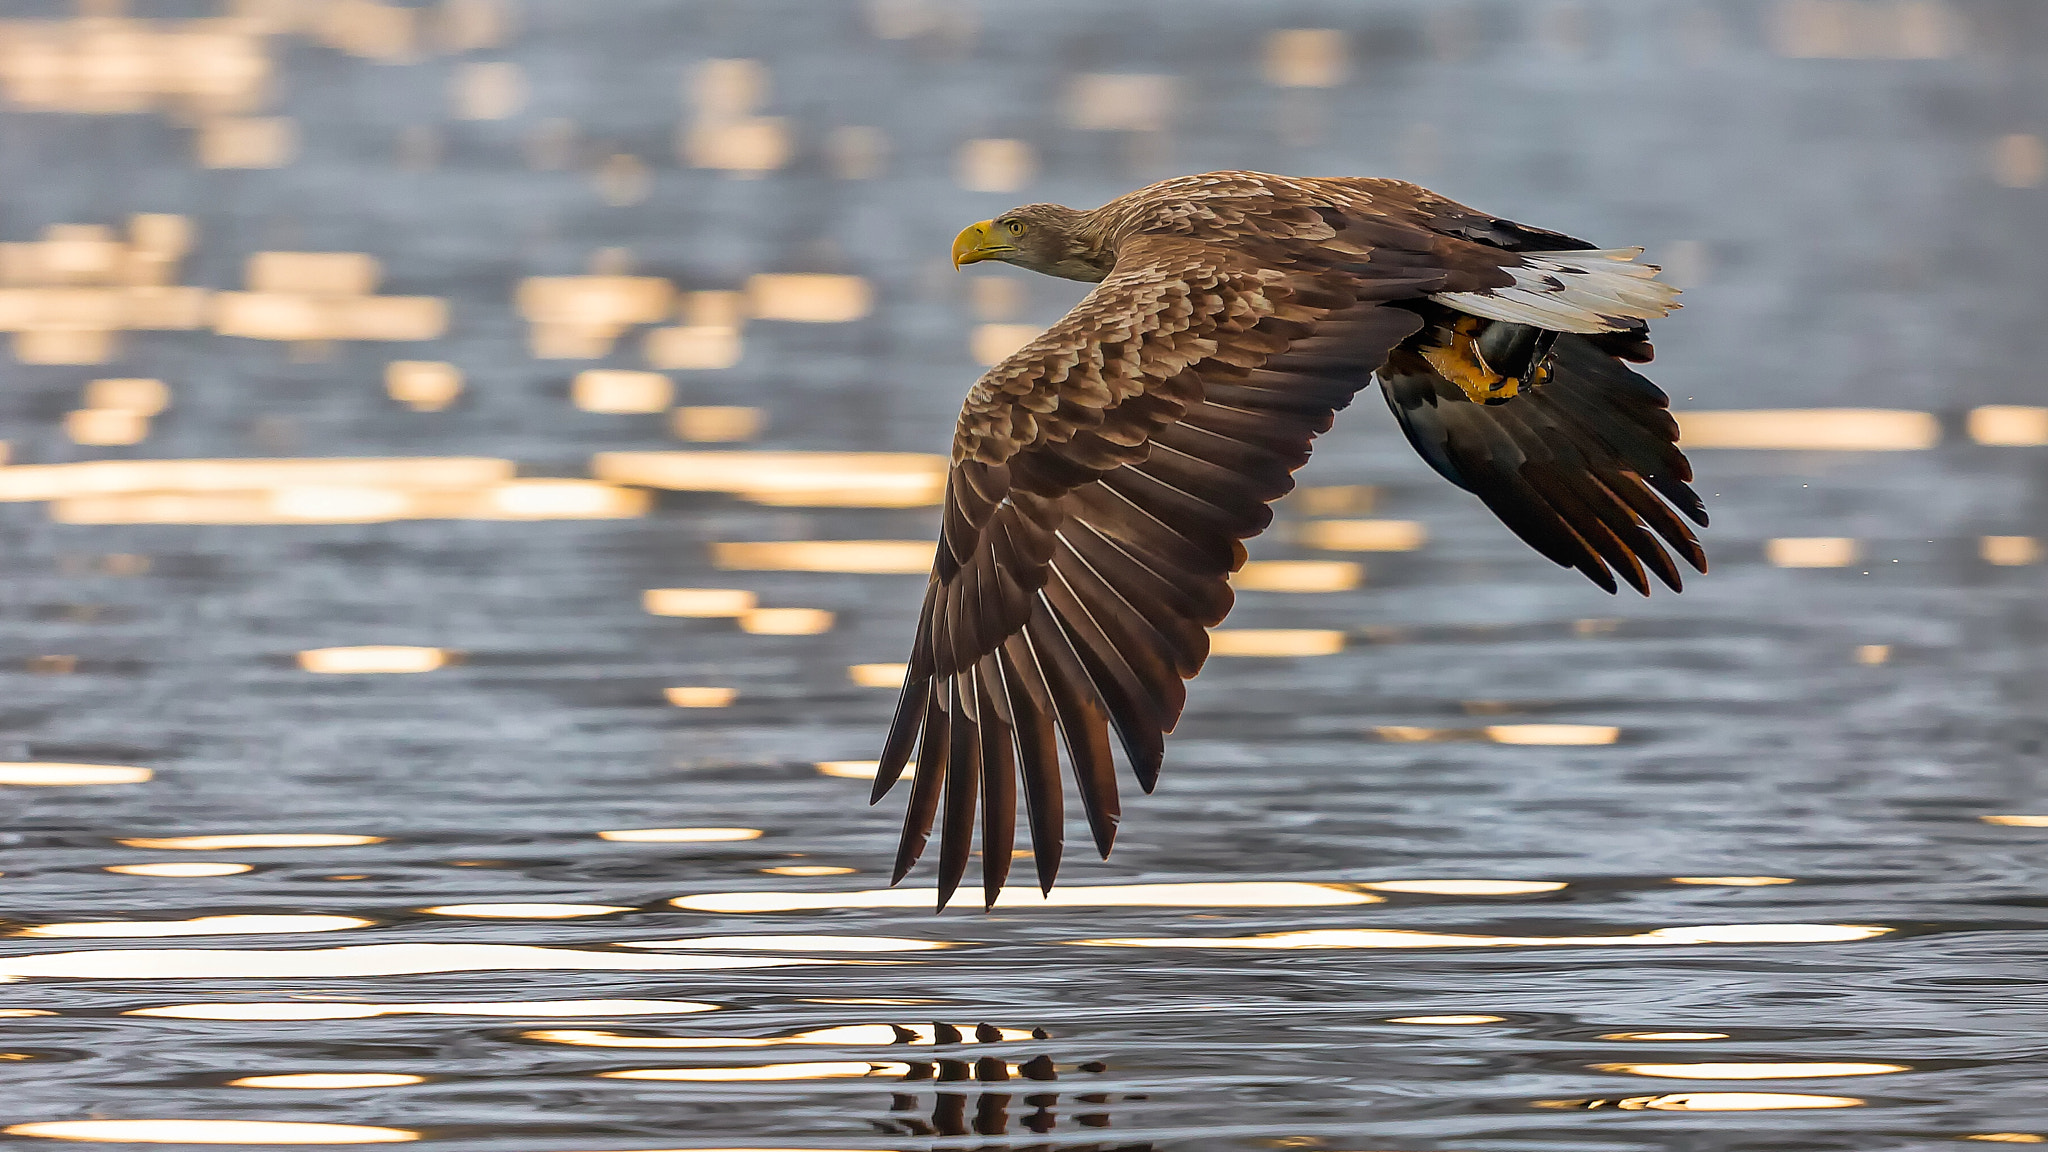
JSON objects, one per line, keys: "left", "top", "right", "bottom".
{"left": 1982, "top": 815, "right": 2048, "bottom": 827}
{"left": 20, "top": 914, "right": 372, "bottom": 939}
{"left": 418, "top": 904, "right": 631, "bottom": 919}
{"left": 1208, "top": 629, "right": 1345, "bottom": 657}
{"left": 298, "top": 646, "right": 446, "bottom": 674}
{"left": 516, "top": 275, "right": 672, "bottom": 359}
{"left": 104, "top": 863, "right": 253, "bottom": 878}
{"left": 1266, "top": 28, "right": 1349, "bottom": 87}
{"left": 673, "top": 406, "right": 764, "bottom": 442}
{"left": 957, "top": 137, "right": 1035, "bottom": 193}
{"left": 1675, "top": 409, "right": 1938, "bottom": 450}
{"left": 971, "top": 323, "right": 1039, "bottom": 365}
{"left": 229, "top": 1074, "right": 426, "bottom": 1090}
{"left": 615, "top": 935, "right": 951, "bottom": 952}
{"left": 1672, "top": 876, "right": 1796, "bottom": 886}
{"left": 1968, "top": 405, "right": 2048, "bottom": 446}
{"left": 593, "top": 451, "right": 946, "bottom": 509}
{"left": 66, "top": 407, "right": 149, "bottom": 446}
{"left": 1387, "top": 1014, "right": 1506, "bottom": 1024}
{"left": 1982, "top": 536, "right": 2042, "bottom": 566}
{"left": 815, "top": 760, "right": 915, "bottom": 780}
{"left": 1299, "top": 519, "right": 1427, "bottom": 551}
{"left": 1599, "top": 1032, "right": 1733, "bottom": 1041}
{"left": 1235, "top": 560, "right": 1363, "bottom": 592}
{"left": 597, "top": 827, "right": 762, "bottom": 843}
{"left": 746, "top": 274, "right": 871, "bottom": 323}
{"left": 385, "top": 361, "right": 462, "bottom": 411}
{"left": 644, "top": 588, "right": 756, "bottom": 617}
{"left": 665, "top": 687, "right": 736, "bottom": 708}
{"left": 602, "top": 1061, "right": 910, "bottom": 1082}
{"left": 848, "top": 663, "right": 908, "bottom": 688}
{"left": 1375, "top": 726, "right": 1463, "bottom": 742}
{"left": 1857, "top": 643, "right": 1892, "bottom": 665}
{"left": 1067, "top": 73, "right": 1174, "bottom": 132}
{"left": 4, "top": 1121, "right": 419, "bottom": 1144}
{"left": 0, "top": 456, "right": 511, "bottom": 501}
{"left": 1361, "top": 880, "right": 1564, "bottom": 896}
{"left": 1767, "top": 537, "right": 1859, "bottom": 568}
{"left": 738, "top": 607, "right": 834, "bottom": 635}
{"left": 673, "top": 881, "right": 1382, "bottom": 914}
{"left": 1076, "top": 922, "right": 1890, "bottom": 950}
{"left": 527, "top": 1022, "right": 1034, "bottom": 1049}
{"left": 1592, "top": 1062, "right": 1907, "bottom": 1079}
{"left": 1968, "top": 1135, "right": 2048, "bottom": 1143}
{"left": 52, "top": 480, "right": 652, "bottom": 525}
{"left": 116, "top": 834, "right": 383, "bottom": 850}
{"left": 1486, "top": 724, "right": 1620, "bottom": 745}
{"left": 0, "top": 763, "right": 150, "bottom": 786}
{"left": 1602, "top": 1092, "right": 1864, "bottom": 1111}
{"left": 646, "top": 325, "right": 742, "bottom": 371}
{"left": 572, "top": 369, "right": 672, "bottom": 414}
{"left": 761, "top": 865, "right": 855, "bottom": 877}
{"left": 127, "top": 999, "right": 717, "bottom": 1022}
{"left": 0, "top": 1010, "right": 56, "bottom": 1017}
{"left": 0, "top": 944, "right": 830, "bottom": 981}
{"left": 712, "top": 539, "right": 936, "bottom": 572}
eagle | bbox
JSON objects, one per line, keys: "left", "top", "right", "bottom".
{"left": 871, "top": 171, "right": 1702, "bottom": 909}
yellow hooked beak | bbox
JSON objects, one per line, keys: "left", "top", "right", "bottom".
{"left": 951, "top": 219, "right": 1012, "bottom": 268}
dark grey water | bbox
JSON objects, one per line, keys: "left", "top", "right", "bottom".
{"left": 2, "top": 0, "right": 2046, "bottom": 1148}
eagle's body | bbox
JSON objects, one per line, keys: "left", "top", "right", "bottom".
{"left": 876, "top": 172, "right": 1703, "bottom": 908}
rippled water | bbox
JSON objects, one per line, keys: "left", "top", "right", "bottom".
{"left": 3, "top": 0, "right": 2047, "bottom": 1148}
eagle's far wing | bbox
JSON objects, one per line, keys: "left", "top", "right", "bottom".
{"left": 875, "top": 233, "right": 1431, "bottom": 909}
{"left": 1378, "top": 333, "right": 1707, "bottom": 595}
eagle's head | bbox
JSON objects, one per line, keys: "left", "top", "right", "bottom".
{"left": 952, "top": 203, "right": 1115, "bottom": 282}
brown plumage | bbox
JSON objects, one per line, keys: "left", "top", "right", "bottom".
{"left": 877, "top": 171, "right": 1705, "bottom": 908}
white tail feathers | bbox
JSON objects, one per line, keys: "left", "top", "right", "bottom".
{"left": 1433, "top": 247, "right": 1680, "bottom": 334}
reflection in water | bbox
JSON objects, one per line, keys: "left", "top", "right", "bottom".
{"left": 296, "top": 646, "right": 446, "bottom": 674}
{"left": 20, "top": 914, "right": 372, "bottom": 938}
{"left": 1543, "top": 1092, "right": 1866, "bottom": 1111}
{"left": 1591, "top": 1062, "right": 1908, "bottom": 1079}
{"left": 3, "top": 1120, "right": 420, "bottom": 1143}
{"left": 616, "top": 935, "right": 952, "bottom": 952}
{"left": 0, "top": 945, "right": 837, "bottom": 980}
{"left": 0, "top": 763, "right": 152, "bottom": 786}
{"left": 603, "top": 1061, "right": 913, "bottom": 1081}
{"left": 596, "top": 827, "right": 762, "bottom": 843}
{"left": 673, "top": 881, "right": 1382, "bottom": 913}
{"left": 1386, "top": 1014, "right": 1507, "bottom": 1025}
{"left": 1599, "top": 1031, "right": 1733, "bottom": 1041}
{"left": 227, "top": 1074, "right": 426, "bottom": 1089}
{"left": 417, "top": 903, "right": 631, "bottom": 918}
{"left": 1361, "top": 880, "right": 1564, "bottom": 895}
{"left": 103, "top": 863, "right": 253, "bottom": 877}
{"left": 1671, "top": 876, "right": 1796, "bottom": 886}
{"left": 115, "top": 834, "right": 383, "bottom": 850}
{"left": 591, "top": 450, "right": 945, "bottom": 508}
{"left": 1982, "top": 815, "right": 2048, "bottom": 827}
{"left": 1078, "top": 922, "right": 1890, "bottom": 949}
{"left": 527, "top": 1022, "right": 1039, "bottom": 1048}
{"left": 128, "top": 999, "right": 717, "bottom": 1021}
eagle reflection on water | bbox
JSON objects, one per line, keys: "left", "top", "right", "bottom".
{"left": 868, "top": 1020, "right": 1137, "bottom": 1139}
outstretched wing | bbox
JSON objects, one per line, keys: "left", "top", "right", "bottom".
{"left": 1379, "top": 333, "right": 1707, "bottom": 595}
{"left": 875, "top": 233, "right": 1440, "bottom": 909}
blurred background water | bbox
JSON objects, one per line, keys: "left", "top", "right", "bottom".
{"left": 0, "top": 0, "right": 2045, "bottom": 1148}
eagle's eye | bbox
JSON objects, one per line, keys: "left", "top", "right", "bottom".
{"left": 1005, "top": 220, "right": 1026, "bottom": 236}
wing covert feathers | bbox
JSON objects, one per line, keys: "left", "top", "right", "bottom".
{"left": 876, "top": 173, "right": 1703, "bottom": 908}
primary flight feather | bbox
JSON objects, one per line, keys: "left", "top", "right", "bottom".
{"left": 873, "top": 171, "right": 1705, "bottom": 909}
